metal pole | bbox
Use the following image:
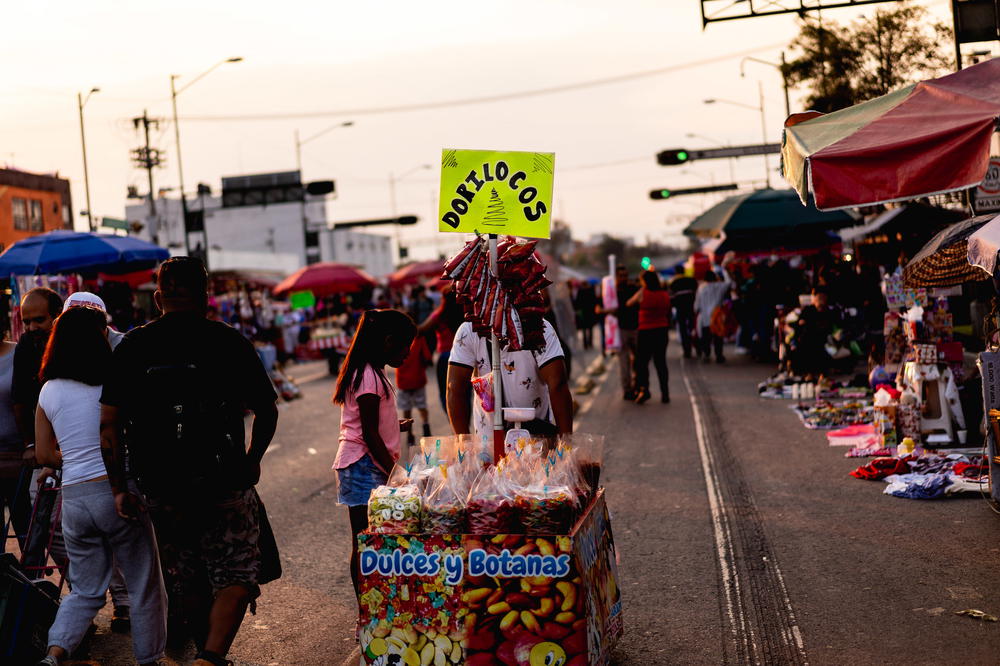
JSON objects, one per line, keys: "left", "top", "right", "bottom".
{"left": 143, "top": 110, "right": 157, "bottom": 229}
{"left": 780, "top": 51, "right": 791, "bottom": 118}
{"left": 77, "top": 93, "right": 94, "bottom": 231}
{"left": 759, "top": 81, "right": 771, "bottom": 188}
{"left": 170, "top": 76, "right": 192, "bottom": 261}
{"left": 951, "top": 0, "right": 963, "bottom": 71}
{"left": 295, "top": 130, "right": 311, "bottom": 266}
{"left": 390, "top": 173, "right": 403, "bottom": 263}
{"left": 489, "top": 233, "right": 504, "bottom": 463}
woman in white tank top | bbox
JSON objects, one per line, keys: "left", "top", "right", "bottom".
{"left": 34, "top": 306, "right": 167, "bottom": 666}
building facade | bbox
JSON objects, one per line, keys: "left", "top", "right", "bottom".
{"left": 0, "top": 168, "right": 73, "bottom": 252}
{"left": 124, "top": 171, "right": 393, "bottom": 278}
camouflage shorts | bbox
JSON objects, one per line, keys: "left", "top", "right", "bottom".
{"left": 147, "top": 488, "right": 261, "bottom": 598}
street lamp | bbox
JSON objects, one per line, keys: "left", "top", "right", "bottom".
{"left": 704, "top": 83, "right": 771, "bottom": 188}
{"left": 390, "top": 164, "right": 431, "bottom": 262}
{"left": 740, "top": 53, "right": 791, "bottom": 118}
{"left": 77, "top": 87, "right": 100, "bottom": 231}
{"left": 170, "top": 56, "right": 243, "bottom": 265}
{"left": 295, "top": 120, "right": 355, "bottom": 265}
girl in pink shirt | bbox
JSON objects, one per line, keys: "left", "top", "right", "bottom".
{"left": 332, "top": 309, "right": 416, "bottom": 596}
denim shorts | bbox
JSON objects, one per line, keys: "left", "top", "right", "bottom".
{"left": 337, "top": 454, "right": 388, "bottom": 506}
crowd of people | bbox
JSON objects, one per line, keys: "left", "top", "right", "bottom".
{"left": 2, "top": 258, "right": 278, "bottom": 666}
{"left": 0, "top": 248, "right": 911, "bottom": 662}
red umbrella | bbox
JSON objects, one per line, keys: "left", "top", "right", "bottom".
{"left": 273, "top": 262, "right": 376, "bottom": 297}
{"left": 387, "top": 259, "right": 445, "bottom": 287}
{"left": 783, "top": 58, "right": 1000, "bottom": 210}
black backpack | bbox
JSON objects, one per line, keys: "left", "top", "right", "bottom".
{"left": 126, "top": 360, "right": 250, "bottom": 499}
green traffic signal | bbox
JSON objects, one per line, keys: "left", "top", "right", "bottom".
{"left": 640, "top": 256, "right": 652, "bottom": 271}
{"left": 676, "top": 151, "right": 688, "bottom": 162}
{"left": 660, "top": 189, "right": 671, "bottom": 198}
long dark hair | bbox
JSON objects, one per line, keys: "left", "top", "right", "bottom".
{"left": 333, "top": 309, "right": 416, "bottom": 405}
{"left": 640, "top": 270, "right": 662, "bottom": 290}
{"left": 40, "top": 307, "right": 111, "bottom": 386}
{"left": 438, "top": 287, "right": 465, "bottom": 332}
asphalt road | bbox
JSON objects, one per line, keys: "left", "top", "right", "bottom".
{"left": 78, "top": 340, "right": 1000, "bottom": 664}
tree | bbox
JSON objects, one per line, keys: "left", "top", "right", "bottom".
{"left": 782, "top": 2, "right": 952, "bottom": 113}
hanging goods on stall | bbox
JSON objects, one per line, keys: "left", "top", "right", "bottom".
{"left": 441, "top": 235, "right": 551, "bottom": 352}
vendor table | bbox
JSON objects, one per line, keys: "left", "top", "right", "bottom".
{"left": 357, "top": 490, "right": 622, "bottom": 666}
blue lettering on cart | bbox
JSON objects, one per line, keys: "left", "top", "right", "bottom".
{"left": 444, "top": 554, "right": 464, "bottom": 586}
{"left": 360, "top": 550, "right": 442, "bottom": 577}
{"left": 468, "top": 549, "right": 570, "bottom": 579}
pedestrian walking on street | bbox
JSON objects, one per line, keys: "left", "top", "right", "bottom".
{"left": 100, "top": 257, "right": 280, "bottom": 666}
{"left": 628, "top": 270, "right": 671, "bottom": 404}
{"left": 603, "top": 265, "right": 639, "bottom": 400}
{"left": 12, "top": 288, "right": 72, "bottom": 584}
{"left": 35, "top": 306, "right": 167, "bottom": 666}
{"left": 417, "top": 287, "right": 465, "bottom": 413}
{"left": 668, "top": 273, "right": 698, "bottom": 359}
{"left": 332, "top": 309, "right": 416, "bottom": 601}
{"left": 0, "top": 331, "right": 29, "bottom": 554}
{"left": 395, "top": 331, "right": 433, "bottom": 447}
{"left": 694, "top": 269, "right": 732, "bottom": 364}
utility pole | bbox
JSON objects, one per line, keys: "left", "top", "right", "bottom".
{"left": 131, "top": 110, "right": 164, "bottom": 245}
{"left": 77, "top": 88, "right": 99, "bottom": 231}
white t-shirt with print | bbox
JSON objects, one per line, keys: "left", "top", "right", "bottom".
{"left": 449, "top": 320, "right": 565, "bottom": 437}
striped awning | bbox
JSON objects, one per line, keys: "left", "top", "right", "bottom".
{"left": 902, "top": 214, "right": 997, "bottom": 287}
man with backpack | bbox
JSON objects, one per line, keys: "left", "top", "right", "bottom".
{"left": 100, "top": 257, "right": 279, "bottom": 666}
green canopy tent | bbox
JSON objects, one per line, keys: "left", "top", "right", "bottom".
{"left": 683, "top": 188, "right": 856, "bottom": 238}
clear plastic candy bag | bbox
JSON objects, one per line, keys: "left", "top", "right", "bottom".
{"left": 367, "top": 484, "right": 422, "bottom": 534}
{"left": 422, "top": 465, "right": 467, "bottom": 534}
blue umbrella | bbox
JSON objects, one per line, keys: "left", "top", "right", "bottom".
{"left": 0, "top": 230, "right": 170, "bottom": 276}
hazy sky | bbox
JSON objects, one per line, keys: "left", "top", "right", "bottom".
{"left": 2, "top": 0, "right": 954, "bottom": 258}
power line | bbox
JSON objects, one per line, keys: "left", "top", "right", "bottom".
{"left": 180, "top": 42, "right": 788, "bottom": 122}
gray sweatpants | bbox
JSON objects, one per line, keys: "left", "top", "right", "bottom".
{"left": 618, "top": 328, "right": 639, "bottom": 394}
{"left": 48, "top": 479, "right": 166, "bottom": 663}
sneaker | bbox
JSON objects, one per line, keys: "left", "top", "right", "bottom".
{"left": 716, "top": 356, "right": 726, "bottom": 364}
{"left": 406, "top": 432, "right": 415, "bottom": 447}
{"left": 623, "top": 390, "right": 636, "bottom": 401}
{"left": 634, "top": 388, "right": 651, "bottom": 405}
{"left": 111, "top": 605, "right": 131, "bottom": 633}
{"left": 422, "top": 422, "right": 431, "bottom": 438}
{"left": 661, "top": 395, "right": 670, "bottom": 404}
{"left": 36, "top": 657, "right": 59, "bottom": 666}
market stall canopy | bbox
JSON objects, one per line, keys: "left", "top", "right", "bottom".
{"left": 0, "top": 230, "right": 170, "bottom": 276}
{"left": 683, "top": 188, "right": 854, "bottom": 238}
{"left": 839, "top": 204, "right": 967, "bottom": 243}
{"left": 783, "top": 58, "right": 1000, "bottom": 211}
{"left": 966, "top": 214, "right": 1000, "bottom": 277}
{"left": 273, "top": 262, "right": 376, "bottom": 297}
{"left": 387, "top": 259, "right": 445, "bottom": 288}
{"left": 902, "top": 214, "right": 997, "bottom": 287}
{"left": 704, "top": 230, "right": 842, "bottom": 263}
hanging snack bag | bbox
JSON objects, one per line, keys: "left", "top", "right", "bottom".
{"left": 422, "top": 465, "right": 467, "bottom": 534}
{"left": 471, "top": 373, "right": 495, "bottom": 412}
{"left": 466, "top": 466, "right": 517, "bottom": 534}
{"left": 558, "top": 433, "right": 605, "bottom": 496}
{"left": 367, "top": 484, "right": 422, "bottom": 534}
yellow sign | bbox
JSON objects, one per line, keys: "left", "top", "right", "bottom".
{"left": 438, "top": 149, "right": 554, "bottom": 239}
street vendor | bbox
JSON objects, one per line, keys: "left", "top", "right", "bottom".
{"left": 446, "top": 318, "right": 573, "bottom": 437}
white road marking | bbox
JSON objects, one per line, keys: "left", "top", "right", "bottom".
{"left": 338, "top": 645, "right": 361, "bottom": 666}
{"left": 681, "top": 359, "right": 808, "bottom": 664}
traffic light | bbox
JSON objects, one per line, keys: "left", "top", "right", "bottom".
{"left": 640, "top": 256, "right": 652, "bottom": 271}
{"left": 648, "top": 183, "right": 739, "bottom": 200}
{"left": 656, "top": 149, "right": 690, "bottom": 166}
